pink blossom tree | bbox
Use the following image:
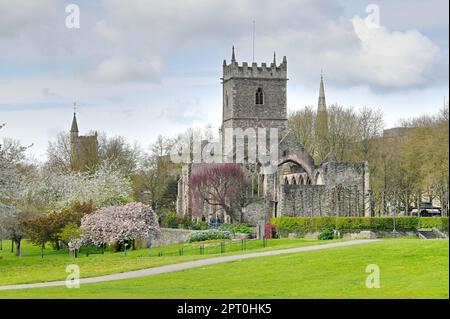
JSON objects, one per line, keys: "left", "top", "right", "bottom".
{"left": 76, "top": 202, "right": 160, "bottom": 248}
{"left": 188, "top": 164, "right": 255, "bottom": 222}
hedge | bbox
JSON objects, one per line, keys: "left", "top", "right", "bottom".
{"left": 271, "top": 216, "right": 449, "bottom": 237}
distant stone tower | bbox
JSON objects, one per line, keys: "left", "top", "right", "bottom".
{"left": 315, "top": 74, "right": 329, "bottom": 161}
{"left": 70, "top": 111, "right": 99, "bottom": 171}
{"left": 221, "top": 47, "right": 288, "bottom": 132}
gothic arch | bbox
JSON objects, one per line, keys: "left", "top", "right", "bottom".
{"left": 255, "top": 88, "right": 264, "bottom": 105}
{"left": 298, "top": 175, "right": 304, "bottom": 185}
{"left": 305, "top": 176, "right": 312, "bottom": 185}
{"left": 315, "top": 172, "right": 324, "bottom": 185}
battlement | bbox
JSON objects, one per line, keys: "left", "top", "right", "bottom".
{"left": 223, "top": 60, "right": 287, "bottom": 80}
{"left": 222, "top": 47, "right": 287, "bottom": 80}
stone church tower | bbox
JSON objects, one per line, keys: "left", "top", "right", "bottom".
{"left": 221, "top": 47, "right": 288, "bottom": 132}
{"left": 70, "top": 112, "right": 99, "bottom": 171}
{"left": 176, "top": 48, "right": 371, "bottom": 222}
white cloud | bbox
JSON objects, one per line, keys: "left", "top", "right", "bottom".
{"left": 89, "top": 57, "right": 162, "bottom": 83}
{"left": 349, "top": 16, "right": 442, "bottom": 89}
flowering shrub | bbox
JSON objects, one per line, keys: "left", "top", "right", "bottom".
{"left": 264, "top": 222, "right": 276, "bottom": 239}
{"left": 77, "top": 202, "right": 160, "bottom": 246}
{"left": 187, "top": 229, "right": 232, "bottom": 242}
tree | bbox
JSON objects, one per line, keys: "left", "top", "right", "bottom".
{"left": 59, "top": 222, "right": 83, "bottom": 256}
{"left": 288, "top": 107, "right": 317, "bottom": 159}
{"left": 0, "top": 124, "right": 29, "bottom": 202}
{"left": 188, "top": 163, "right": 256, "bottom": 222}
{"left": 0, "top": 208, "right": 33, "bottom": 256}
{"left": 46, "top": 131, "right": 142, "bottom": 175}
{"left": 132, "top": 135, "right": 181, "bottom": 211}
{"left": 46, "top": 132, "right": 72, "bottom": 174}
{"left": 79, "top": 202, "right": 160, "bottom": 248}
{"left": 20, "top": 163, "right": 133, "bottom": 211}
{"left": 22, "top": 214, "right": 58, "bottom": 257}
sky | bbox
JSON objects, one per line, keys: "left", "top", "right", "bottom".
{"left": 0, "top": 0, "right": 448, "bottom": 160}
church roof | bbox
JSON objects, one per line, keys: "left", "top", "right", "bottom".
{"left": 71, "top": 112, "right": 79, "bottom": 132}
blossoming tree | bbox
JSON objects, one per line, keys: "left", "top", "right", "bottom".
{"left": 76, "top": 202, "right": 160, "bottom": 249}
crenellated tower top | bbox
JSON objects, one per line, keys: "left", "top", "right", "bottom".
{"left": 222, "top": 46, "right": 287, "bottom": 81}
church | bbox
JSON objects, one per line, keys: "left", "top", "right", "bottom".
{"left": 69, "top": 111, "right": 99, "bottom": 171}
{"left": 175, "top": 47, "right": 371, "bottom": 224}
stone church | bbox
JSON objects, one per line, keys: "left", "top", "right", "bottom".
{"left": 176, "top": 48, "right": 371, "bottom": 224}
{"left": 70, "top": 112, "right": 99, "bottom": 171}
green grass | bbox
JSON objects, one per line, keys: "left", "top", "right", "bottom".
{"left": 0, "top": 238, "right": 334, "bottom": 286}
{"left": 0, "top": 239, "right": 447, "bottom": 299}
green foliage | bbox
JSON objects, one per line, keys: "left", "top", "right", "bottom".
{"left": 160, "top": 211, "right": 192, "bottom": 229}
{"left": 59, "top": 222, "right": 82, "bottom": 244}
{"left": 318, "top": 228, "right": 335, "bottom": 240}
{"left": 192, "top": 221, "right": 209, "bottom": 230}
{"left": 272, "top": 216, "right": 449, "bottom": 236}
{"left": 219, "top": 223, "right": 252, "bottom": 234}
{"left": 187, "top": 229, "right": 232, "bottom": 243}
{"left": 419, "top": 217, "right": 449, "bottom": 231}
{"left": 271, "top": 217, "right": 335, "bottom": 237}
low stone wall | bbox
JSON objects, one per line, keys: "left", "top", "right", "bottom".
{"left": 135, "top": 228, "right": 194, "bottom": 248}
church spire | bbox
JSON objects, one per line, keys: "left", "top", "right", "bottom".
{"left": 273, "top": 51, "right": 276, "bottom": 65}
{"left": 318, "top": 71, "right": 326, "bottom": 112}
{"left": 71, "top": 111, "right": 79, "bottom": 133}
{"left": 231, "top": 45, "right": 236, "bottom": 63}
{"left": 315, "top": 72, "right": 329, "bottom": 161}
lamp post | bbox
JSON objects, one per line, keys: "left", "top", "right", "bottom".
{"left": 148, "top": 229, "right": 152, "bottom": 257}
{"left": 392, "top": 192, "right": 398, "bottom": 238}
{"left": 124, "top": 242, "right": 128, "bottom": 257}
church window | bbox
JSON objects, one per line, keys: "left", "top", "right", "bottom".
{"left": 255, "top": 88, "right": 264, "bottom": 105}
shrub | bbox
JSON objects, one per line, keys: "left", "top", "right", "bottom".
{"left": 192, "top": 221, "right": 209, "bottom": 230}
{"left": 187, "top": 229, "right": 232, "bottom": 242}
{"left": 219, "top": 223, "right": 252, "bottom": 234}
{"left": 318, "top": 228, "right": 335, "bottom": 240}
{"left": 160, "top": 211, "right": 192, "bottom": 229}
{"left": 264, "top": 222, "right": 276, "bottom": 239}
{"left": 271, "top": 216, "right": 334, "bottom": 237}
{"left": 420, "top": 217, "right": 449, "bottom": 231}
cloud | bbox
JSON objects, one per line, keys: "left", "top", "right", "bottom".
{"left": 348, "top": 16, "right": 443, "bottom": 89}
{"left": 0, "top": 0, "right": 446, "bottom": 90}
{"left": 89, "top": 57, "right": 162, "bottom": 83}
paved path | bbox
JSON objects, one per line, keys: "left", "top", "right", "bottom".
{"left": 0, "top": 239, "right": 380, "bottom": 291}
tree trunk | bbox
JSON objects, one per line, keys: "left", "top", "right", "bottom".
{"left": 11, "top": 239, "right": 14, "bottom": 253}
{"left": 41, "top": 242, "right": 45, "bottom": 258}
{"left": 15, "top": 239, "right": 21, "bottom": 257}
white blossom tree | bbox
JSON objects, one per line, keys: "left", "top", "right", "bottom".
{"left": 0, "top": 124, "right": 28, "bottom": 202}
{"left": 20, "top": 163, "right": 133, "bottom": 210}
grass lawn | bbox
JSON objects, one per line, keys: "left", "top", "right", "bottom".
{"left": 0, "top": 238, "right": 448, "bottom": 299}
{"left": 0, "top": 237, "right": 335, "bottom": 286}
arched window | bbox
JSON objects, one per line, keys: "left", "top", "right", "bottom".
{"left": 255, "top": 88, "right": 264, "bottom": 105}
{"left": 284, "top": 177, "right": 289, "bottom": 185}
{"left": 298, "top": 176, "right": 304, "bottom": 185}
{"left": 316, "top": 172, "right": 324, "bottom": 185}
{"left": 306, "top": 176, "right": 312, "bottom": 185}
{"left": 225, "top": 92, "right": 229, "bottom": 107}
